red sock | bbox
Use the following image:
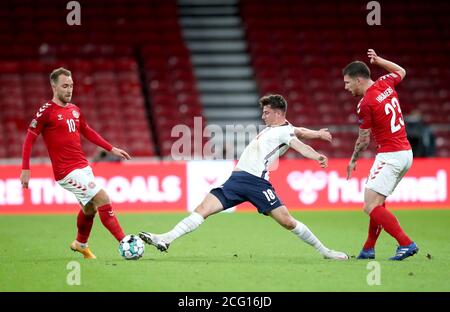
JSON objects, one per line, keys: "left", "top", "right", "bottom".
{"left": 370, "top": 205, "right": 412, "bottom": 246}
{"left": 76, "top": 210, "right": 95, "bottom": 244}
{"left": 98, "top": 204, "right": 125, "bottom": 241}
{"left": 363, "top": 217, "right": 382, "bottom": 249}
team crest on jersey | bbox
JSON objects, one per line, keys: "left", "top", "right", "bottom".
{"left": 72, "top": 110, "right": 80, "bottom": 119}
{"left": 57, "top": 114, "right": 63, "bottom": 120}
{"left": 88, "top": 182, "right": 96, "bottom": 189}
{"left": 29, "top": 119, "right": 37, "bottom": 128}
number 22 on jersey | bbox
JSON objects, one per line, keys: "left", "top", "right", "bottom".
{"left": 384, "top": 97, "right": 404, "bottom": 133}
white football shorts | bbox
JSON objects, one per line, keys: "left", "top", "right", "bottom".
{"left": 57, "top": 166, "right": 102, "bottom": 206}
{"left": 366, "top": 150, "right": 413, "bottom": 197}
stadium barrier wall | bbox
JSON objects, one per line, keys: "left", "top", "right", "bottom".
{"left": 0, "top": 158, "right": 449, "bottom": 214}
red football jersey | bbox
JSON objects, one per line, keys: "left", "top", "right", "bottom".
{"left": 357, "top": 72, "right": 411, "bottom": 153}
{"left": 28, "top": 100, "right": 89, "bottom": 180}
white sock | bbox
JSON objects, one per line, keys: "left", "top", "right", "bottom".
{"left": 161, "top": 212, "right": 204, "bottom": 244}
{"left": 291, "top": 220, "right": 328, "bottom": 255}
{"left": 76, "top": 240, "right": 87, "bottom": 248}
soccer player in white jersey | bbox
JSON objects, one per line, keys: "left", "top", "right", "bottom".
{"left": 140, "top": 94, "right": 348, "bottom": 260}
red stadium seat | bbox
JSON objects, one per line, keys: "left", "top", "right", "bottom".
{"left": 240, "top": 0, "right": 450, "bottom": 157}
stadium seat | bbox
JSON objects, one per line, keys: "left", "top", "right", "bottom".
{"left": 240, "top": 0, "right": 450, "bottom": 158}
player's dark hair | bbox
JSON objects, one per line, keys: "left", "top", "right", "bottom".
{"left": 342, "top": 61, "right": 371, "bottom": 79}
{"left": 50, "top": 67, "right": 71, "bottom": 84}
{"left": 259, "top": 94, "right": 287, "bottom": 112}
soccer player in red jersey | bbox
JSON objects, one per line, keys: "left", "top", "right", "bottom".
{"left": 343, "top": 49, "right": 418, "bottom": 261}
{"left": 20, "top": 67, "right": 131, "bottom": 259}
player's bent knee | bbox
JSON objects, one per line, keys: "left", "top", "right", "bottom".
{"left": 194, "top": 193, "right": 224, "bottom": 219}
{"left": 363, "top": 203, "right": 377, "bottom": 214}
{"left": 274, "top": 215, "right": 296, "bottom": 230}
{"left": 363, "top": 189, "right": 386, "bottom": 214}
{"left": 194, "top": 203, "right": 213, "bottom": 219}
{"left": 92, "top": 189, "right": 111, "bottom": 207}
{"left": 269, "top": 206, "right": 296, "bottom": 229}
{"left": 282, "top": 218, "right": 297, "bottom": 230}
{"left": 83, "top": 202, "right": 97, "bottom": 216}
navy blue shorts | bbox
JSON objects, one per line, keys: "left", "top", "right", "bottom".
{"left": 210, "top": 171, "right": 284, "bottom": 215}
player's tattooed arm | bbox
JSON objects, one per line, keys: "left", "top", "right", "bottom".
{"left": 350, "top": 128, "right": 371, "bottom": 162}
{"left": 347, "top": 128, "right": 371, "bottom": 179}
{"left": 294, "top": 127, "right": 332, "bottom": 142}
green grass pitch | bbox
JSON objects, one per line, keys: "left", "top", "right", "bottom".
{"left": 0, "top": 210, "right": 449, "bottom": 292}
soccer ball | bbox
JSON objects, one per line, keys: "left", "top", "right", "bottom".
{"left": 119, "top": 234, "right": 145, "bottom": 260}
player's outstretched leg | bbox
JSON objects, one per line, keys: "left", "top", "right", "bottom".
{"left": 292, "top": 220, "right": 349, "bottom": 260}
{"left": 139, "top": 231, "right": 171, "bottom": 252}
{"left": 70, "top": 203, "right": 97, "bottom": 259}
{"left": 270, "top": 206, "right": 348, "bottom": 260}
{"left": 140, "top": 193, "right": 223, "bottom": 252}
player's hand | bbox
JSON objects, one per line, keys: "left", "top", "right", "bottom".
{"left": 111, "top": 147, "right": 131, "bottom": 160}
{"left": 367, "top": 49, "right": 379, "bottom": 64}
{"left": 318, "top": 128, "right": 332, "bottom": 142}
{"left": 20, "top": 170, "right": 30, "bottom": 189}
{"left": 317, "top": 154, "right": 328, "bottom": 168}
{"left": 346, "top": 161, "right": 357, "bottom": 179}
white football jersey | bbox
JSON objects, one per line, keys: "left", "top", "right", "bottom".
{"left": 236, "top": 122, "right": 296, "bottom": 180}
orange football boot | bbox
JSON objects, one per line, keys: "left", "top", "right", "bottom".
{"left": 70, "top": 240, "right": 97, "bottom": 259}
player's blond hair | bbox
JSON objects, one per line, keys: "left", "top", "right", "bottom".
{"left": 50, "top": 67, "right": 71, "bottom": 85}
